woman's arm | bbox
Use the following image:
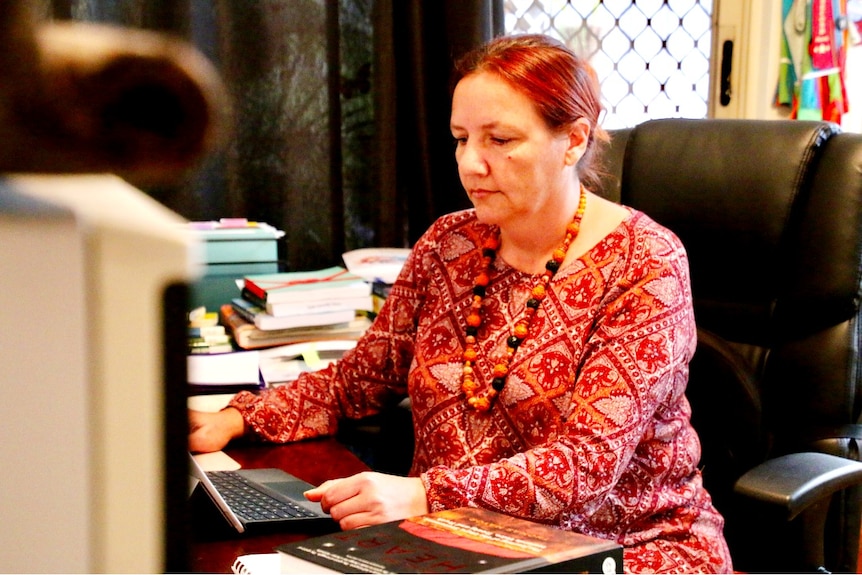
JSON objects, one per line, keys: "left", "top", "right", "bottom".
{"left": 210, "top": 240, "right": 432, "bottom": 446}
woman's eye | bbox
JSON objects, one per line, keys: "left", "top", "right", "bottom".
{"left": 453, "top": 137, "right": 467, "bottom": 147}
{"left": 490, "top": 137, "right": 510, "bottom": 145}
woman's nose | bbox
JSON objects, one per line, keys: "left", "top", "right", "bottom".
{"left": 457, "top": 141, "right": 489, "bottom": 176}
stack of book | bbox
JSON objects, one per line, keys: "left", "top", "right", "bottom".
{"left": 223, "top": 266, "right": 374, "bottom": 349}
{"left": 188, "top": 306, "right": 234, "bottom": 354}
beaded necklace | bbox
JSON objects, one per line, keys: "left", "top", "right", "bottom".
{"left": 461, "top": 186, "right": 587, "bottom": 412}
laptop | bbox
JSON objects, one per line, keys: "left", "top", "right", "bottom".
{"left": 189, "top": 453, "right": 334, "bottom": 533}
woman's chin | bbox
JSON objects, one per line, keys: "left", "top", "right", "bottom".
{"left": 472, "top": 205, "right": 504, "bottom": 226}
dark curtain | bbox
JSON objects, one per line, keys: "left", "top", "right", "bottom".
{"left": 39, "top": 0, "right": 501, "bottom": 266}
{"left": 373, "top": 0, "right": 501, "bottom": 246}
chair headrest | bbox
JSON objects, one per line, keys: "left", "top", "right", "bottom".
{"left": 616, "top": 119, "right": 862, "bottom": 343}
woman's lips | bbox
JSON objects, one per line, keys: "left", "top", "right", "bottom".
{"left": 469, "top": 188, "right": 497, "bottom": 199}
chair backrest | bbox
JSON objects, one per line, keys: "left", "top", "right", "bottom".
{"left": 600, "top": 119, "right": 862, "bottom": 572}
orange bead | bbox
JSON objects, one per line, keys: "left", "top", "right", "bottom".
{"left": 475, "top": 272, "right": 490, "bottom": 286}
{"left": 532, "top": 284, "right": 546, "bottom": 299}
{"left": 463, "top": 348, "right": 478, "bottom": 361}
{"left": 493, "top": 363, "right": 508, "bottom": 377}
{"left": 513, "top": 323, "right": 529, "bottom": 338}
{"left": 552, "top": 247, "right": 566, "bottom": 262}
{"left": 467, "top": 313, "right": 482, "bottom": 327}
{"left": 473, "top": 396, "right": 491, "bottom": 412}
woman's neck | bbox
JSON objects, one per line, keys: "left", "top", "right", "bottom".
{"left": 497, "top": 188, "right": 586, "bottom": 274}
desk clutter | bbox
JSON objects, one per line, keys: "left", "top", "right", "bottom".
{"left": 184, "top": 223, "right": 410, "bottom": 394}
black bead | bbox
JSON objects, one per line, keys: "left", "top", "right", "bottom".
{"left": 526, "top": 298, "right": 540, "bottom": 309}
{"left": 507, "top": 335, "right": 522, "bottom": 348}
{"left": 492, "top": 377, "right": 506, "bottom": 391}
{"left": 466, "top": 326, "right": 478, "bottom": 337}
{"left": 482, "top": 248, "right": 497, "bottom": 260}
{"left": 473, "top": 285, "right": 486, "bottom": 297}
{"left": 546, "top": 259, "right": 560, "bottom": 273}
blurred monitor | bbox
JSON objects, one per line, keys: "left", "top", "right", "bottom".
{"left": 0, "top": 174, "right": 197, "bottom": 572}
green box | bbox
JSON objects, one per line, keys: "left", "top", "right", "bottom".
{"left": 188, "top": 222, "right": 284, "bottom": 311}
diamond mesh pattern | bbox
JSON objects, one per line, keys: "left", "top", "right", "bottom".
{"left": 504, "top": 0, "right": 714, "bottom": 128}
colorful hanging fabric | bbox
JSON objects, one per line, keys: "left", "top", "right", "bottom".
{"left": 777, "top": 0, "right": 849, "bottom": 122}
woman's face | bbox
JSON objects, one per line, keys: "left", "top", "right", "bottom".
{"left": 450, "top": 71, "right": 582, "bottom": 228}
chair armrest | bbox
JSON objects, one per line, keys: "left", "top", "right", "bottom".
{"left": 733, "top": 452, "right": 862, "bottom": 520}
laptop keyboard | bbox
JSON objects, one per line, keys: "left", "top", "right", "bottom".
{"left": 207, "top": 470, "right": 320, "bottom": 521}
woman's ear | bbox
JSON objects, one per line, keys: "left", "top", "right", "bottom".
{"left": 564, "top": 117, "right": 591, "bottom": 166}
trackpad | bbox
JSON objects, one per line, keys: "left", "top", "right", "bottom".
{"left": 267, "top": 481, "right": 310, "bottom": 501}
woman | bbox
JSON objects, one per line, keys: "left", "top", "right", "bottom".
{"left": 190, "top": 34, "right": 733, "bottom": 573}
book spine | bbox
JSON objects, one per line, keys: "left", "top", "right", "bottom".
{"left": 188, "top": 325, "right": 227, "bottom": 338}
{"left": 219, "top": 304, "right": 257, "bottom": 350}
{"left": 219, "top": 304, "right": 252, "bottom": 332}
{"left": 230, "top": 299, "right": 259, "bottom": 324}
{"left": 240, "top": 286, "right": 268, "bottom": 308}
{"left": 243, "top": 278, "right": 267, "bottom": 301}
{"left": 188, "top": 334, "right": 231, "bottom": 345}
{"left": 188, "top": 343, "right": 234, "bottom": 354}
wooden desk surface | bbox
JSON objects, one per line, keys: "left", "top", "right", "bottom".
{"left": 189, "top": 438, "right": 369, "bottom": 573}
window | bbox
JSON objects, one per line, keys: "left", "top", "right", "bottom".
{"left": 504, "top": 0, "right": 714, "bottom": 128}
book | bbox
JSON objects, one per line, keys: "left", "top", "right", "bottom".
{"left": 243, "top": 266, "right": 371, "bottom": 304}
{"left": 231, "top": 553, "right": 281, "bottom": 575}
{"left": 370, "top": 279, "right": 394, "bottom": 316}
{"left": 230, "top": 298, "right": 358, "bottom": 331}
{"left": 186, "top": 348, "right": 263, "bottom": 393}
{"left": 342, "top": 247, "right": 411, "bottom": 284}
{"left": 220, "top": 304, "right": 372, "bottom": 350}
{"left": 188, "top": 324, "right": 226, "bottom": 338}
{"left": 241, "top": 287, "right": 374, "bottom": 317}
{"left": 276, "top": 507, "right": 624, "bottom": 574}
{"left": 233, "top": 552, "right": 337, "bottom": 574}
{"left": 189, "top": 310, "right": 220, "bottom": 328}
{"left": 188, "top": 333, "right": 231, "bottom": 345}
{"left": 258, "top": 340, "right": 357, "bottom": 385}
{"left": 188, "top": 339, "right": 234, "bottom": 355}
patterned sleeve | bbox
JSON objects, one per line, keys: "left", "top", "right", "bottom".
{"left": 420, "top": 222, "right": 698, "bottom": 528}
{"left": 227, "top": 247, "right": 429, "bottom": 443}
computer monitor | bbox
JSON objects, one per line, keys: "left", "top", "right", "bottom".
{"left": 0, "top": 174, "right": 198, "bottom": 572}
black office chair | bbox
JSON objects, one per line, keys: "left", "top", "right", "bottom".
{"left": 600, "top": 118, "right": 862, "bottom": 573}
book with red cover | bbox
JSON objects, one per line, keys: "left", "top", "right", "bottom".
{"left": 243, "top": 266, "right": 370, "bottom": 304}
{"left": 276, "top": 507, "right": 623, "bottom": 574}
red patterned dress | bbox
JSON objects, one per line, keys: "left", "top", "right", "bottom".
{"left": 229, "top": 209, "right": 733, "bottom": 573}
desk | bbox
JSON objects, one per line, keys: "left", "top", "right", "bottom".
{"left": 189, "top": 438, "right": 370, "bottom": 573}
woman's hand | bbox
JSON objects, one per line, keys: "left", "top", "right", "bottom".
{"left": 188, "top": 407, "right": 245, "bottom": 453}
{"left": 304, "top": 472, "right": 429, "bottom": 530}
